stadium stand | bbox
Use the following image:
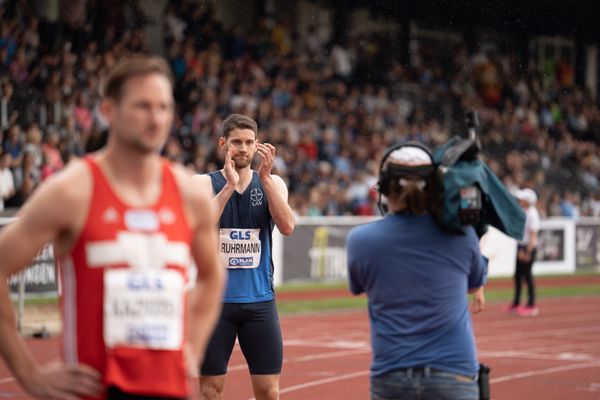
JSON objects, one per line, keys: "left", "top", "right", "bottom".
{"left": 1, "top": 0, "right": 599, "bottom": 218}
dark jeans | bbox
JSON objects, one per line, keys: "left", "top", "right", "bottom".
{"left": 513, "top": 246, "right": 537, "bottom": 307}
{"left": 371, "top": 368, "right": 478, "bottom": 400}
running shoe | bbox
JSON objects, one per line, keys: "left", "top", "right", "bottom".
{"left": 516, "top": 306, "right": 539, "bottom": 317}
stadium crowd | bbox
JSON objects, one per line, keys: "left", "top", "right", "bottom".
{"left": 1, "top": 0, "right": 599, "bottom": 218}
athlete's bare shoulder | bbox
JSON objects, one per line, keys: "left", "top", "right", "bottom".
{"left": 268, "top": 174, "right": 287, "bottom": 187}
{"left": 265, "top": 173, "right": 289, "bottom": 197}
{"left": 190, "top": 172, "right": 213, "bottom": 191}
{"left": 171, "top": 164, "right": 212, "bottom": 200}
{"left": 37, "top": 158, "right": 92, "bottom": 208}
{"left": 170, "top": 164, "right": 215, "bottom": 228}
{"left": 12, "top": 158, "right": 93, "bottom": 255}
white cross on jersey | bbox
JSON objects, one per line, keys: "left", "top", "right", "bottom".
{"left": 86, "top": 231, "right": 190, "bottom": 270}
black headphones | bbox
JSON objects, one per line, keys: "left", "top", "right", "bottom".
{"left": 377, "top": 141, "right": 436, "bottom": 196}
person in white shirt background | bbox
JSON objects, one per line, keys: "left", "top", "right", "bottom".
{"left": 506, "top": 188, "right": 541, "bottom": 316}
{"left": 0, "top": 152, "right": 15, "bottom": 212}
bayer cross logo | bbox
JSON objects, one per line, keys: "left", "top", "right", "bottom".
{"left": 250, "top": 188, "right": 263, "bottom": 206}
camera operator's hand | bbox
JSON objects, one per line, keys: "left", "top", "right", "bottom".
{"left": 470, "top": 287, "right": 485, "bottom": 314}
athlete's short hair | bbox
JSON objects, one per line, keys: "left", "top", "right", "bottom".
{"left": 222, "top": 114, "right": 258, "bottom": 138}
{"left": 103, "top": 55, "right": 174, "bottom": 101}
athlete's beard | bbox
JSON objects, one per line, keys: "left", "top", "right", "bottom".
{"left": 233, "top": 156, "right": 252, "bottom": 169}
{"left": 127, "top": 138, "right": 162, "bottom": 154}
{"left": 114, "top": 129, "right": 166, "bottom": 155}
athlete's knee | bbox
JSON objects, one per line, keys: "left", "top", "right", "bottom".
{"left": 252, "top": 378, "right": 280, "bottom": 400}
{"left": 254, "top": 386, "right": 279, "bottom": 400}
{"left": 200, "top": 386, "right": 223, "bottom": 400}
{"left": 200, "top": 378, "right": 225, "bottom": 400}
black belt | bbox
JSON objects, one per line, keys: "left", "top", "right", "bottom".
{"left": 394, "top": 367, "right": 476, "bottom": 382}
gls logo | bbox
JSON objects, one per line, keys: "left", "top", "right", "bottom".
{"left": 230, "top": 230, "right": 251, "bottom": 240}
{"left": 127, "top": 275, "right": 164, "bottom": 291}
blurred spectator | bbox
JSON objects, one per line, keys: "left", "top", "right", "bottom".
{"left": 9, "top": 150, "right": 40, "bottom": 207}
{"left": 2, "top": 124, "right": 22, "bottom": 168}
{"left": 23, "top": 124, "right": 43, "bottom": 167}
{"left": 0, "top": 151, "right": 14, "bottom": 211}
{"left": 0, "top": 81, "right": 17, "bottom": 129}
{"left": 559, "top": 191, "right": 580, "bottom": 219}
{"left": 41, "top": 130, "right": 64, "bottom": 176}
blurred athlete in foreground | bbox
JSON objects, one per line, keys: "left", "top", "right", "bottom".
{"left": 0, "top": 56, "right": 224, "bottom": 399}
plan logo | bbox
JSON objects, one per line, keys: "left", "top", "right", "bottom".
{"left": 228, "top": 257, "right": 253, "bottom": 267}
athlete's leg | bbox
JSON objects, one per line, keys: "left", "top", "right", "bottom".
{"left": 524, "top": 258, "right": 536, "bottom": 307}
{"left": 199, "top": 303, "right": 239, "bottom": 400}
{"left": 512, "top": 259, "right": 525, "bottom": 306}
{"left": 199, "top": 376, "right": 226, "bottom": 400}
{"left": 250, "top": 374, "right": 280, "bottom": 400}
{"left": 238, "top": 300, "right": 283, "bottom": 400}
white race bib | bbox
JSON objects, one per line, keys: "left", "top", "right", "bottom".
{"left": 103, "top": 269, "right": 184, "bottom": 350}
{"left": 219, "top": 229, "right": 261, "bottom": 269}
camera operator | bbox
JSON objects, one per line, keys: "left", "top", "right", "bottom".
{"left": 347, "top": 143, "right": 488, "bottom": 400}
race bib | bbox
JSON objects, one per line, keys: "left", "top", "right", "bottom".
{"left": 103, "top": 269, "right": 184, "bottom": 350}
{"left": 219, "top": 229, "right": 261, "bottom": 269}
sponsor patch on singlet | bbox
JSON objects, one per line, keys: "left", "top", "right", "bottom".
{"left": 124, "top": 209, "right": 159, "bottom": 232}
{"left": 103, "top": 269, "right": 184, "bottom": 350}
{"left": 219, "top": 229, "right": 261, "bottom": 269}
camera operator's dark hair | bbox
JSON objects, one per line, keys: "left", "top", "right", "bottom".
{"left": 377, "top": 142, "right": 436, "bottom": 216}
{"left": 389, "top": 178, "right": 430, "bottom": 215}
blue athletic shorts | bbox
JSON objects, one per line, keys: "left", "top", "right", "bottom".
{"left": 200, "top": 300, "right": 283, "bottom": 375}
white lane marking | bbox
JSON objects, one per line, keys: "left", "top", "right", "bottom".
{"left": 225, "top": 348, "right": 370, "bottom": 374}
{"left": 284, "top": 339, "right": 369, "bottom": 349}
{"left": 245, "top": 370, "right": 369, "bottom": 400}
{"left": 491, "top": 361, "right": 600, "bottom": 384}
{"left": 479, "top": 350, "right": 599, "bottom": 362}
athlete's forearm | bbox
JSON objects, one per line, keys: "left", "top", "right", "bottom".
{"left": 0, "top": 219, "right": 54, "bottom": 388}
{"left": 187, "top": 267, "right": 225, "bottom": 366}
{"left": 260, "top": 176, "right": 295, "bottom": 235}
{"left": 213, "top": 183, "right": 236, "bottom": 220}
{"left": 0, "top": 280, "right": 39, "bottom": 386}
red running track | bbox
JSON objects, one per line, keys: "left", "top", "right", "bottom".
{"left": 276, "top": 274, "right": 600, "bottom": 301}
{"left": 1, "top": 296, "right": 600, "bottom": 399}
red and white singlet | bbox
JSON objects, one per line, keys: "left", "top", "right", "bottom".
{"left": 57, "top": 157, "right": 193, "bottom": 398}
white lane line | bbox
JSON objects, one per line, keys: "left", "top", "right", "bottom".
{"left": 479, "top": 350, "right": 599, "bottom": 362}
{"left": 477, "top": 325, "right": 600, "bottom": 342}
{"left": 284, "top": 339, "right": 368, "bottom": 349}
{"left": 517, "top": 340, "right": 600, "bottom": 354}
{"left": 291, "top": 348, "right": 369, "bottom": 362}
{"left": 474, "top": 314, "right": 600, "bottom": 331}
{"left": 225, "top": 348, "right": 370, "bottom": 373}
{"left": 490, "top": 361, "right": 600, "bottom": 384}
{"left": 246, "top": 370, "right": 369, "bottom": 400}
